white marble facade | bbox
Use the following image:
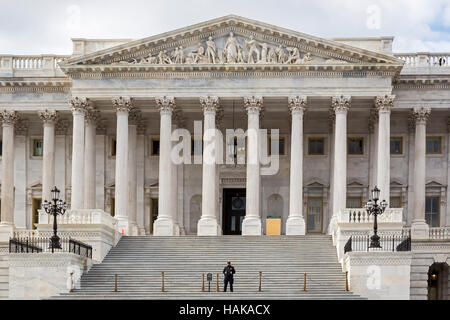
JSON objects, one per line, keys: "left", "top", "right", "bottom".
{"left": 0, "top": 15, "right": 450, "bottom": 237}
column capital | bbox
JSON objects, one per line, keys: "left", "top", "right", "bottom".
{"left": 70, "top": 97, "right": 90, "bottom": 114}
{"left": 369, "top": 108, "right": 379, "bottom": 133}
{"left": 0, "top": 110, "right": 19, "bottom": 126}
{"left": 112, "top": 96, "right": 133, "bottom": 114}
{"left": 128, "top": 108, "right": 142, "bottom": 125}
{"left": 200, "top": 96, "right": 220, "bottom": 113}
{"left": 412, "top": 107, "right": 431, "bottom": 125}
{"left": 38, "top": 109, "right": 59, "bottom": 125}
{"left": 332, "top": 95, "right": 351, "bottom": 114}
{"left": 156, "top": 96, "right": 175, "bottom": 114}
{"left": 375, "top": 95, "right": 395, "bottom": 113}
{"left": 137, "top": 119, "right": 147, "bottom": 135}
{"left": 85, "top": 108, "right": 100, "bottom": 125}
{"left": 244, "top": 96, "right": 263, "bottom": 114}
{"left": 56, "top": 119, "right": 70, "bottom": 135}
{"left": 288, "top": 96, "right": 307, "bottom": 114}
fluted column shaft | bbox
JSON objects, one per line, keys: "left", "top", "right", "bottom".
{"left": 198, "top": 96, "right": 221, "bottom": 236}
{"left": 39, "top": 110, "right": 58, "bottom": 203}
{"left": 242, "top": 97, "right": 262, "bottom": 236}
{"left": 0, "top": 110, "right": 18, "bottom": 225}
{"left": 70, "top": 98, "right": 88, "bottom": 210}
{"left": 84, "top": 111, "right": 97, "bottom": 209}
{"left": 376, "top": 95, "right": 394, "bottom": 204}
{"left": 287, "top": 97, "right": 306, "bottom": 235}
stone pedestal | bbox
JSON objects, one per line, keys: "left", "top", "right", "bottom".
{"left": 411, "top": 221, "right": 430, "bottom": 240}
{"left": 153, "top": 218, "right": 180, "bottom": 236}
{"left": 242, "top": 217, "right": 262, "bottom": 236}
{"left": 0, "top": 223, "right": 14, "bottom": 243}
{"left": 286, "top": 217, "right": 306, "bottom": 235}
{"left": 197, "top": 218, "right": 221, "bottom": 236}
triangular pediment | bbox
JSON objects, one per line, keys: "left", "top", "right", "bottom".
{"left": 61, "top": 15, "right": 403, "bottom": 72}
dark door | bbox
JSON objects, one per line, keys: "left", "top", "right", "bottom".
{"left": 223, "top": 189, "right": 246, "bottom": 235}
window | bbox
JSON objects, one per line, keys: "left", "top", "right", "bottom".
{"left": 33, "top": 139, "right": 44, "bottom": 157}
{"left": 110, "top": 197, "right": 115, "bottom": 217}
{"left": 268, "top": 136, "right": 285, "bottom": 155}
{"left": 191, "top": 138, "right": 203, "bottom": 155}
{"left": 0, "top": 139, "right": 2, "bottom": 156}
{"left": 348, "top": 138, "right": 364, "bottom": 155}
{"left": 308, "top": 138, "right": 324, "bottom": 155}
{"left": 111, "top": 139, "right": 117, "bottom": 156}
{"left": 150, "top": 198, "right": 158, "bottom": 234}
{"left": 390, "top": 196, "right": 402, "bottom": 208}
{"left": 426, "top": 137, "right": 441, "bottom": 154}
{"left": 346, "top": 197, "right": 362, "bottom": 208}
{"left": 425, "top": 196, "right": 440, "bottom": 227}
{"left": 151, "top": 138, "right": 160, "bottom": 156}
{"left": 32, "top": 198, "right": 42, "bottom": 230}
{"left": 390, "top": 137, "right": 403, "bottom": 154}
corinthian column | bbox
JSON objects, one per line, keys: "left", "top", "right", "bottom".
{"left": 84, "top": 109, "right": 99, "bottom": 209}
{"left": 198, "top": 96, "right": 221, "bottom": 236}
{"left": 70, "top": 97, "right": 88, "bottom": 210}
{"left": 329, "top": 96, "right": 350, "bottom": 233}
{"left": 411, "top": 107, "right": 431, "bottom": 239}
{"left": 128, "top": 108, "right": 140, "bottom": 235}
{"left": 38, "top": 109, "right": 58, "bottom": 203}
{"left": 0, "top": 110, "right": 19, "bottom": 231}
{"left": 113, "top": 97, "right": 132, "bottom": 234}
{"left": 153, "top": 96, "right": 179, "bottom": 236}
{"left": 242, "top": 96, "right": 263, "bottom": 236}
{"left": 375, "top": 95, "right": 395, "bottom": 204}
{"left": 287, "top": 96, "right": 306, "bottom": 235}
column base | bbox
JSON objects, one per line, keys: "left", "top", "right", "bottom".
{"left": 128, "top": 223, "right": 140, "bottom": 236}
{"left": 115, "top": 217, "right": 130, "bottom": 235}
{"left": 286, "top": 216, "right": 306, "bottom": 235}
{"left": 153, "top": 218, "right": 180, "bottom": 236}
{"left": 242, "top": 217, "right": 262, "bottom": 236}
{"left": 0, "top": 223, "right": 14, "bottom": 243}
{"left": 411, "top": 220, "right": 430, "bottom": 240}
{"left": 197, "top": 218, "right": 222, "bottom": 236}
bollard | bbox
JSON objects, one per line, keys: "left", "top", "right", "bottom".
{"left": 304, "top": 273, "right": 307, "bottom": 291}
{"left": 345, "top": 271, "right": 349, "bottom": 292}
{"left": 202, "top": 273, "right": 205, "bottom": 292}
{"left": 216, "top": 273, "right": 219, "bottom": 292}
{"left": 258, "top": 271, "right": 262, "bottom": 292}
{"left": 161, "top": 272, "right": 165, "bottom": 293}
{"left": 114, "top": 274, "right": 118, "bottom": 293}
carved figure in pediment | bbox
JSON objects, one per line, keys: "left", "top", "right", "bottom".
{"left": 301, "top": 52, "right": 317, "bottom": 64}
{"left": 139, "top": 53, "right": 157, "bottom": 64}
{"left": 325, "top": 58, "right": 346, "bottom": 64}
{"left": 286, "top": 47, "right": 300, "bottom": 64}
{"left": 259, "top": 43, "right": 268, "bottom": 63}
{"left": 245, "top": 35, "right": 260, "bottom": 64}
{"left": 171, "top": 46, "right": 185, "bottom": 64}
{"left": 268, "top": 47, "right": 277, "bottom": 63}
{"left": 158, "top": 50, "right": 172, "bottom": 64}
{"left": 224, "top": 32, "right": 240, "bottom": 63}
{"left": 275, "top": 45, "right": 287, "bottom": 64}
{"left": 217, "top": 50, "right": 225, "bottom": 64}
{"left": 237, "top": 46, "right": 245, "bottom": 63}
{"left": 206, "top": 36, "right": 217, "bottom": 64}
{"left": 189, "top": 42, "right": 206, "bottom": 64}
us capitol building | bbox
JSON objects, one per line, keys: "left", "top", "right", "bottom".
{"left": 0, "top": 15, "right": 449, "bottom": 300}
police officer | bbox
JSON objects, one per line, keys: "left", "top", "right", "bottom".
{"left": 223, "top": 261, "right": 236, "bottom": 292}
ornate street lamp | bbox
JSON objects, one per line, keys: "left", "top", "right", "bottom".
{"left": 364, "top": 186, "right": 388, "bottom": 248}
{"left": 42, "top": 186, "right": 68, "bottom": 250}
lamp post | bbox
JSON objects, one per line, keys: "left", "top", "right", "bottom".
{"left": 42, "top": 186, "right": 68, "bottom": 250}
{"left": 364, "top": 186, "right": 388, "bottom": 248}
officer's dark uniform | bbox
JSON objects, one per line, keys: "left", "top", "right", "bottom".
{"left": 223, "top": 264, "right": 236, "bottom": 292}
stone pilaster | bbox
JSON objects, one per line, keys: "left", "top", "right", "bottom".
{"left": 69, "top": 97, "right": 89, "bottom": 210}
{"left": 84, "top": 108, "right": 99, "bottom": 209}
{"left": 153, "top": 96, "right": 179, "bottom": 236}
{"left": 287, "top": 96, "right": 307, "bottom": 235}
{"left": 128, "top": 108, "right": 141, "bottom": 235}
{"left": 198, "top": 96, "right": 221, "bottom": 236}
{"left": 112, "top": 96, "right": 133, "bottom": 234}
{"left": 38, "top": 109, "right": 58, "bottom": 203}
{"left": 411, "top": 107, "right": 431, "bottom": 239}
{"left": 329, "top": 95, "right": 350, "bottom": 234}
{"left": 375, "top": 95, "right": 395, "bottom": 204}
{"left": 242, "top": 96, "right": 263, "bottom": 235}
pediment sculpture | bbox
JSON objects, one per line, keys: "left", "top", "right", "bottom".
{"left": 114, "top": 32, "right": 345, "bottom": 66}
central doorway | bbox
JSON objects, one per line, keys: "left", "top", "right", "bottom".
{"left": 222, "top": 188, "right": 246, "bottom": 235}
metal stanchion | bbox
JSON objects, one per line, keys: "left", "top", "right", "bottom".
{"left": 202, "top": 273, "right": 205, "bottom": 292}
{"left": 216, "top": 273, "right": 219, "bottom": 292}
{"left": 345, "top": 271, "right": 349, "bottom": 292}
{"left": 114, "top": 274, "right": 118, "bottom": 293}
{"left": 161, "top": 272, "right": 165, "bottom": 292}
{"left": 303, "top": 273, "right": 307, "bottom": 291}
{"left": 258, "top": 271, "right": 262, "bottom": 292}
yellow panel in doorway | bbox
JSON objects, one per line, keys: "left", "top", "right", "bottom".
{"left": 266, "top": 217, "right": 281, "bottom": 235}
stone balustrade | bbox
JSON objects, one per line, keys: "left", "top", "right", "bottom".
{"left": 339, "top": 208, "right": 403, "bottom": 224}
{"left": 0, "top": 54, "right": 69, "bottom": 77}
{"left": 394, "top": 53, "right": 450, "bottom": 67}
{"left": 429, "top": 227, "right": 450, "bottom": 239}
{"left": 39, "top": 209, "right": 116, "bottom": 230}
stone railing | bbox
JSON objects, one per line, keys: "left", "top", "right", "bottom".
{"left": 13, "top": 229, "right": 40, "bottom": 238}
{"left": 339, "top": 208, "right": 403, "bottom": 224}
{"left": 0, "top": 54, "right": 69, "bottom": 77}
{"left": 429, "top": 227, "right": 450, "bottom": 240}
{"left": 394, "top": 53, "right": 450, "bottom": 67}
{"left": 39, "top": 209, "right": 116, "bottom": 230}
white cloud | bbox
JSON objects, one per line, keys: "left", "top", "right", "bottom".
{"left": 0, "top": 0, "right": 449, "bottom": 54}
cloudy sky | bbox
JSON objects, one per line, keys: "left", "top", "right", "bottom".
{"left": 1, "top": 0, "right": 450, "bottom": 55}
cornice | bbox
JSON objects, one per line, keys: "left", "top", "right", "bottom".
{"left": 0, "top": 78, "right": 71, "bottom": 93}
